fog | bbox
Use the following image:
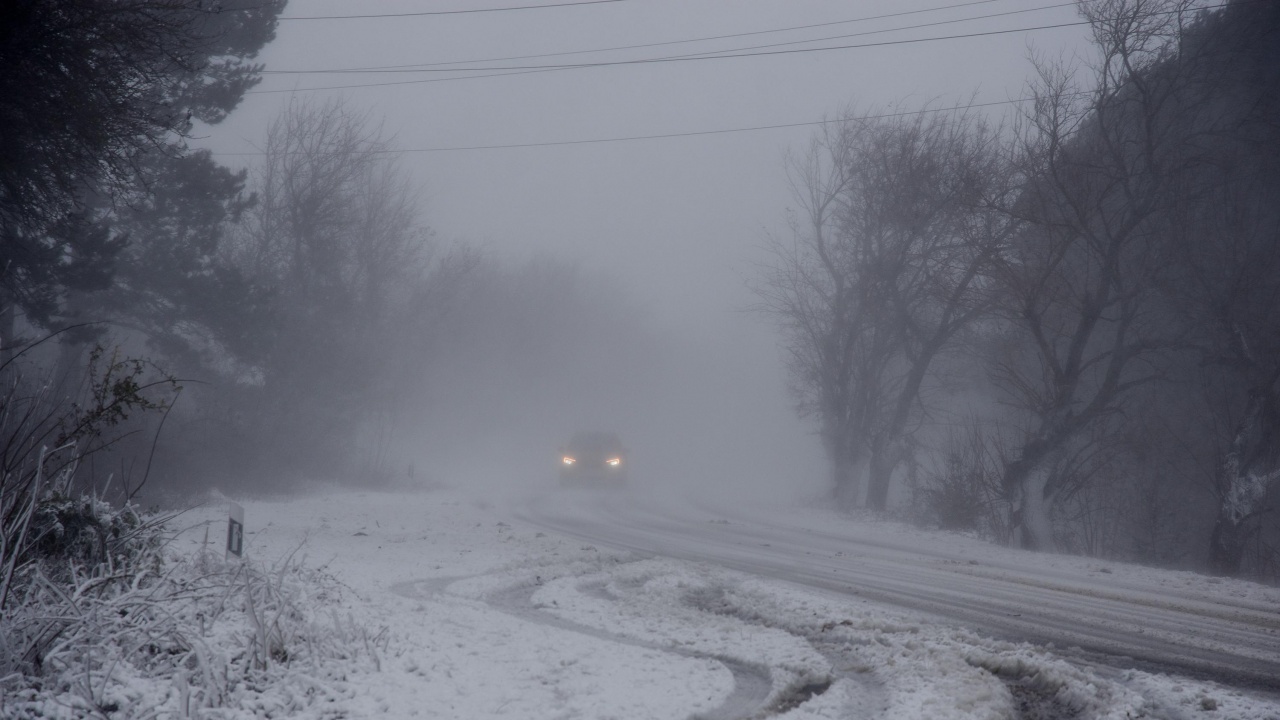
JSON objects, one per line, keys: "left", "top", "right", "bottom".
{"left": 192, "top": 0, "right": 1090, "bottom": 504}
{"left": 9, "top": 5, "right": 1280, "bottom": 715}
{"left": 404, "top": 298, "right": 821, "bottom": 504}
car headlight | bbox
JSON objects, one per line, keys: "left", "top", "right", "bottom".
{"left": 606, "top": 457, "right": 622, "bottom": 467}
{"left": 562, "top": 456, "right": 576, "bottom": 465}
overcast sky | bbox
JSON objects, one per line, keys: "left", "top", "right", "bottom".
{"left": 198, "top": 0, "right": 1093, "bottom": 498}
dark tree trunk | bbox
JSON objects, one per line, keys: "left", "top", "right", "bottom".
{"left": 1207, "top": 384, "right": 1280, "bottom": 576}
{"left": 0, "top": 301, "right": 15, "bottom": 363}
{"left": 1208, "top": 516, "right": 1248, "bottom": 576}
{"left": 865, "top": 354, "right": 937, "bottom": 511}
{"left": 827, "top": 439, "right": 865, "bottom": 511}
{"left": 865, "top": 442, "right": 899, "bottom": 511}
{"left": 833, "top": 473, "right": 861, "bottom": 512}
{"left": 1001, "top": 435, "right": 1063, "bottom": 550}
{"left": 1004, "top": 461, "right": 1041, "bottom": 551}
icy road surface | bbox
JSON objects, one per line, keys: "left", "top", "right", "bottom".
{"left": 517, "top": 488, "right": 1280, "bottom": 693}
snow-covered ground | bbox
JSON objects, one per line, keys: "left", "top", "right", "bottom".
{"left": 519, "top": 487, "right": 1280, "bottom": 689}
{"left": 7, "top": 479, "right": 1269, "bottom": 712}
{"left": 12, "top": 483, "right": 1277, "bottom": 719}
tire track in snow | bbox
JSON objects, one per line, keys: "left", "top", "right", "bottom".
{"left": 392, "top": 573, "right": 828, "bottom": 719}
{"left": 515, "top": 492, "right": 1280, "bottom": 694}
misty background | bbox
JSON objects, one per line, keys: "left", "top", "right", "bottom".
{"left": 3, "top": 0, "right": 1279, "bottom": 584}
{"left": 192, "top": 0, "right": 1088, "bottom": 499}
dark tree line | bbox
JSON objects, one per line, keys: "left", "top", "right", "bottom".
{"left": 0, "top": 0, "right": 285, "bottom": 605}
{"left": 1, "top": 1, "right": 659, "bottom": 509}
{"left": 761, "top": 0, "right": 1280, "bottom": 579}
{"left": 138, "top": 97, "right": 660, "bottom": 495}
{"left": 0, "top": 0, "right": 285, "bottom": 353}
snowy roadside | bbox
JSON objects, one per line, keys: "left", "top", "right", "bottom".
{"left": 9, "top": 485, "right": 1278, "bottom": 719}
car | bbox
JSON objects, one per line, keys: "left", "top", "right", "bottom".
{"left": 559, "top": 431, "right": 628, "bottom": 486}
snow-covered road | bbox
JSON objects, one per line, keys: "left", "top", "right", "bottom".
{"left": 144, "top": 485, "right": 1280, "bottom": 719}
{"left": 516, "top": 488, "right": 1280, "bottom": 693}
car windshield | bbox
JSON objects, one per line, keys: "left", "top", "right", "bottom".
{"left": 568, "top": 432, "right": 622, "bottom": 452}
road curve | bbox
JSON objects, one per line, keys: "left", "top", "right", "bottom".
{"left": 513, "top": 489, "right": 1280, "bottom": 694}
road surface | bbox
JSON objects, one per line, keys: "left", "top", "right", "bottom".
{"left": 515, "top": 488, "right": 1280, "bottom": 693}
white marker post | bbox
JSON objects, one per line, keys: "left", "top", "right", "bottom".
{"left": 226, "top": 502, "right": 244, "bottom": 560}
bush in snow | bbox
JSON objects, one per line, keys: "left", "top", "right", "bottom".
{"left": 1, "top": 521, "right": 385, "bottom": 719}
{"left": 915, "top": 425, "right": 1011, "bottom": 542}
{"left": 1, "top": 344, "right": 178, "bottom": 613}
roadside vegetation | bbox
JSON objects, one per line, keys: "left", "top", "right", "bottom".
{"left": 758, "top": 0, "right": 1280, "bottom": 578}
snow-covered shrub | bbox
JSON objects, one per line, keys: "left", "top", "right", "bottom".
{"left": 1, "top": 345, "right": 177, "bottom": 613}
{"left": 0, "top": 524, "right": 383, "bottom": 719}
{"left": 26, "top": 494, "right": 161, "bottom": 578}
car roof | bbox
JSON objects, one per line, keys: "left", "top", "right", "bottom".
{"left": 567, "top": 431, "right": 623, "bottom": 449}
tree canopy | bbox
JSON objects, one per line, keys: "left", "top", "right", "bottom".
{"left": 0, "top": 0, "right": 285, "bottom": 348}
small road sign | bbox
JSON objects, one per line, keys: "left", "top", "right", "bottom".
{"left": 226, "top": 502, "right": 244, "bottom": 559}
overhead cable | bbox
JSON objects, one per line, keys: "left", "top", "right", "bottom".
{"left": 215, "top": 95, "right": 1081, "bottom": 156}
{"left": 278, "top": 0, "right": 625, "bottom": 21}
{"left": 266, "top": 0, "right": 1011, "bottom": 72}
{"left": 248, "top": 18, "right": 1090, "bottom": 94}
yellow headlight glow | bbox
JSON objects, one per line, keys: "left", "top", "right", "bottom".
{"left": 562, "top": 456, "right": 576, "bottom": 465}
{"left": 606, "top": 457, "right": 622, "bottom": 466}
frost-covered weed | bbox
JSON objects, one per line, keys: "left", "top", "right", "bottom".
{"left": 0, "top": 516, "right": 384, "bottom": 719}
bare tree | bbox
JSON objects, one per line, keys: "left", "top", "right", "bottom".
{"left": 237, "top": 98, "right": 418, "bottom": 304}
{"left": 758, "top": 120, "right": 867, "bottom": 507}
{"left": 759, "top": 106, "right": 1009, "bottom": 509}
{"left": 1156, "top": 166, "right": 1280, "bottom": 575}
{"left": 1156, "top": 0, "right": 1280, "bottom": 573}
{"left": 1194, "top": 198, "right": 1280, "bottom": 576}
{"left": 991, "top": 0, "right": 1203, "bottom": 549}
{"left": 850, "top": 110, "right": 1013, "bottom": 510}
{"left": 222, "top": 97, "right": 433, "bottom": 483}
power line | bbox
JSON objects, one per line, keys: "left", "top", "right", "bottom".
{"left": 214, "top": 95, "right": 1058, "bottom": 156}
{"left": 248, "top": 0, "right": 1232, "bottom": 94}
{"left": 265, "top": 0, "right": 1011, "bottom": 73}
{"left": 264, "top": 1, "right": 1077, "bottom": 76}
{"left": 249, "top": 67, "right": 565, "bottom": 95}
{"left": 642, "top": 2, "right": 1079, "bottom": 64}
{"left": 248, "top": 17, "right": 1091, "bottom": 94}
{"left": 277, "top": 0, "right": 625, "bottom": 21}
